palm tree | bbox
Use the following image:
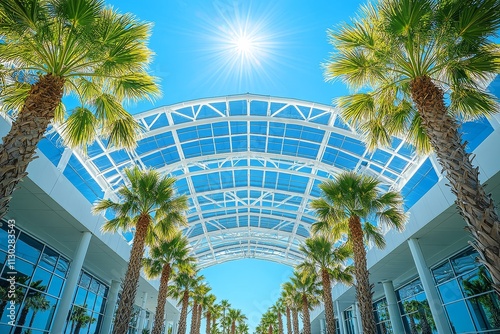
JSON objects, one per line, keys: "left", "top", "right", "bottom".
{"left": 281, "top": 282, "right": 300, "bottom": 334}
{"left": 0, "top": 0, "right": 159, "bottom": 219}
{"left": 289, "top": 270, "right": 322, "bottom": 334}
{"left": 69, "top": 304, "right": 96, "bottom": 334}
{"left": 190, "top": 282, "right": 210, "bottom": 334}
{"left": 143, "top": 231, "right": 195, "bottom": 334}
{"left": 462, "top": 266, "right": 500, "bottom": 328}
{"left": 261, "top": 310, "right": 278, "bottom": 334}
{"left": 27, "top": 294, "right": 50, "bottom": 328}
{"left": 227, "top": 309, "right": 246, "bottom": 334}
{"left": 94, "top": 167, "right": 188, "bottom": 334}
{"left": 298, "top": 236, "right": 353, "bottom": 334}
{"left": 323, "top": 0, "right": 500, "bottom": 293}
{"left": 14, "top": 280, "right": 46, "bottom": 334}
{"left": 270, "top": 300, "right": 285, "bottom": 334}
{"left": 220, "top": 299, "right": 231, "bottom": 334}
{"left": 203, "top": 294, "right": 217, "bottom": 334}
{"left": 169, "top": 268, "right": 201, "bottom": 334}
{"left": 210, "top": 303, "right": 223, "bottom": 334}
{"left": 311, "top": 171, "right": 406, "bottom": 333}
{"left": 236, "top": 322, "right": 249, "bottom": 334}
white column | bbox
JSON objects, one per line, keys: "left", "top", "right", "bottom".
{"left": 354, "top": 303, "right": 363, "bottom": 334}
{"left": 137, "top": 292, "right": 148, "bottom": 331}
{"left": 382, "top": 281, "right": 405, "bottom": 334}
{"left": 319, "top": 317, "right": 325, "bottom": 334}
{"left": 335, "top": 301, "right": 347, "bottom": 334}
{"left": 101, "top": 279, "right": 120, "bottom": 334}
{"left": 149, "top": 312, "right": 154, "bottom": 332}
{"left": 408, "top": 238, "right": 452, "bottom": 334}
{"left": 351, "top": 304, "right": 359, "bottom": 334}
{"left": 51, "top": 231, "right": 92, "bottom": 334}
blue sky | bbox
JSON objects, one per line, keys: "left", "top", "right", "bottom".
{"left": 103, "top": 0, "right": 366, "bottom": 331}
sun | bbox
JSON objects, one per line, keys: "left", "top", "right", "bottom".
{"left": 235, "top": 36, "right": 253, "bottom": 54}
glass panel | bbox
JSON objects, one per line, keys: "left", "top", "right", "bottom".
{"left": 451, "top": 248, "right": 478, "bottom": 276}
{"left": 86, "top": 292, "right": 96, "bottom": 310}
{"left": 39, "top": 247, "right": 59, "bottom": 272}
{"left": 459, "top": 266, "right": 493, "bottom": 298}
{"left": 48, "top": 275, "right": 64, "bottom": 297}
{"left": 74, "top": 287, "right": 87, "bottom": 306}
{"left": 438, "top": 280, "right": 462, "bottom": 304}
{"left": 2, "top": 258, "right": 34, "bottom": 284}
{"left": 97, "top": 284, "right": 108, "bottom": 297}
{"left": 79, "top": 273, "right": 91, "bottom": 289}
{"left": 55, "top": 257, "right": 69, "bottom": 277}
{"left": 31, "top": 268, "right": 52, "bottom": 293}
{"left": 68, "top": 306, "right": 97, "bottom": 334}
{"left": 16, "top": 233, "right": 43, "bottom": 264}
{"left": 444, "top": 300, "right": 475, "bottom": 333}
{"left": 0, "top": 251, "right": 6, "bottom": 274}
{"left": 0, "top": 278, "right": 26, "bottom": 324}
{"left": 432, "top": 261, "right": 454, "bottom": 284}
{"left": 467, "top": 293, "right": 500, "bottom": 331}
{"left": 89, "top": 279, "right": 100, "bottom": 294}
{"left": 402, "top": 299, "right": 436, "bottom": 333}
{"left": 25, "top": 294, "right": 57, "bottom": 330}
{"left": 94, "top": 295, "right": 105, "bottom": 314}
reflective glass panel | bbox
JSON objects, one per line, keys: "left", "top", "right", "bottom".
{"left": 432, "top": 261, "right": 454, "bottom": 284}
{"left": 466, "top": 293, "right": 500, "bottom": 331}
{"left": 438, "top": 280, "right": 463, "bottom": 304}
{"left": 451, "top": 248, "right": 478, "bottom": 276}
{"left": 48, "top": 275, "right": 64, "bottom": 297}
{"left": 444, "top": 300, "right": 475, "bottom": 333}
{"left": 39, "top": 247, "right": 59, "bottom": 272}
{"left": 16, "top": 233, "right": 42, "bottom": 264}
{"left": 55, "top": 257, "right": 69, "bottom": 277}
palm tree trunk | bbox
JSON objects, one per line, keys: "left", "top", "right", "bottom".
{"left": 231, "top": 321, "right": 236, "bottom": 334}
{"left": 29, "top": 310, "right": 38, "bottom": 327}
{"left": 349, "top": 215, "right": 377, "bottom": 334}
{"left": 277, "top": 311, "right": 283, "bottom": 334}
{"left": 292, "top": 308, "right": 299, "bottom": 334}
{"left": 178, "top": 290, "right": 190, "bottom": 334}
{"left": 206, "top": 312, "right": 212, "bottom": 334}
{"left": 0, "top": 74, "right": 65, "bottom": 219}
{"left": 410, "top": 75, "right": 500, "bottom": 295}
{"left": 196, "top": 304, "right": 203, "bottom": 334}
{"left": 268, "top": 324, "right": 273, "bottom": 334}
{"left": 75, "top": 323, "right": 82, "bottom": 334}
{"left": 211, "top": 315, "right": 216, "bottom": 334}
{"left": 113, "top": 215, "right": 151, "bottom": 334}
{"left": 285, "top": 307, "right": 292, "bottom": 334}
{"left": 13, "top": 306, "right": 29, "bottom": 334}
{"left": 152, "top": 263, "right": 172, "bottom": 334}
{"left": 190, "top": 301, "right": 199, "bottom": 334}
{"left": 301, "top": 294, "right": 311, "bottom": 334}
{"left": 321, "top": 269, "right": 336, "bottom": 334}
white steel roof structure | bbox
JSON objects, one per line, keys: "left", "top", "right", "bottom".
{"left": 41, "top": 94, "right": 447, "bottom": 268}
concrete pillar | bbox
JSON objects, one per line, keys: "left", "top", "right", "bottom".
{"left": 137, "top": 292, "right": 148, "bottom": 331}
{"left": 408, "top": 238, "right": 452, "bottom": 334}
{"left": 336, "top": 301, "right": 347, "bottom": 334}
{"left": 381, "top": 281, "right": 405, "bottom": 334}
{"left": 351, "top": 304, "right": 360, "bottom": 334}
{"left": 149, "top": 311, "right": 154, "bottom": 332}
{"left": 51, "top": 231, "right": 92, "bottom": 333}
{"left": 101, "top": 279, "right": 120, "bottom": 334}
{"left": 320, "top": 317, "right": 326, "bottom": 334}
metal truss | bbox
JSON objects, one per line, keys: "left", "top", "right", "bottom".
{"left": 62, "top": 94, "right": 427, "bottom": 268}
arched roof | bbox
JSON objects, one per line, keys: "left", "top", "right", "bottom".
{"left": 67, "top": 94, "right": 428, "bottom": 268}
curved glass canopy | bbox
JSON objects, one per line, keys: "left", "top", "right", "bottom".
{"left": 57, "top": 94, "right": 435, "bottom": 268}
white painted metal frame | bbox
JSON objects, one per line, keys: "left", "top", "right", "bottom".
{"left": 65, "top": 94, "right": 426, "bottom": 268}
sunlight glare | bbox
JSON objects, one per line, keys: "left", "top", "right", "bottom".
{"left": 235, "top": 36, "right": 253, "bottom": 54}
